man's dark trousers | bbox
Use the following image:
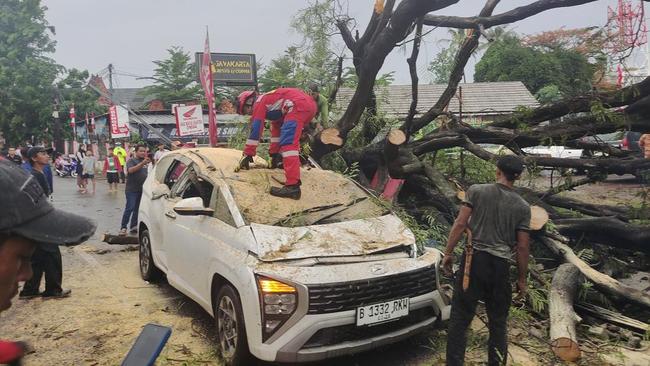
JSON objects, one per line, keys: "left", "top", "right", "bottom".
{"left": 446, "top": 250, "right": 512, "bottom": 366}
{"left": 20, "top": 244, "right": 63, "bottom": 296}
{"left": 121, "top": 191, "right": 142, "bottom": 230}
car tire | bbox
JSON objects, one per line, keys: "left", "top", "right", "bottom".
{"left": 214, "top": 284, "right": 252, "bottom": 366}
{"left": 139, "top": 228, "right": 162, "bottom": 282}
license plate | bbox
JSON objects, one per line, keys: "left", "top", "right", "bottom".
{"left": 356, "top": 298, "right": 409, "bottom": 326}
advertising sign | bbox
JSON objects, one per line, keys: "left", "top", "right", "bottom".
{"left": 196, "top": 52, "right": 257, "bottom": 86}
{"left": 174, "top": 105, "right": 205, "bottom": 137}
{"left": 109, "top": 105, "right": 130, "bottom": 138}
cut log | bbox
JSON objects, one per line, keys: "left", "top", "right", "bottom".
{"left": 320, "top": 128, "right": 344, "bottom": 146}
{"left": 549, "top": 263, "right": 583, "bottom": 362}
{"left": 541, "top": 236, "right": 650, "bottom": 309}
{"left": 103, "top": 233, "right": 139, "bottom": 245}
{"left": 387, "top": 129, "right": 407, "bottom": 146}
{"left": 554, "top": 217, "right": 650, "bottom": 253}
{"left": 530, "top": 206, "right": 549, "bottom": 231}
{"left": 575, "top": 302, "right": 649, "bottom": 334}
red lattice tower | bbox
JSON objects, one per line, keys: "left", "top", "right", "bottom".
{"left": 606, "top": 0, "right": 648, "bottom": 52}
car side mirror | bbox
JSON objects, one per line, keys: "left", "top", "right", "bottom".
{"left": 173, "top": 197, "right": 214, "bottom": 216}
{"left": 151, "top": 184, "right": 171, "bottom": 200}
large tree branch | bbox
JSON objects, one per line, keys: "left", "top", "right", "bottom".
{"left": 313, "top": 0, "right": 458, "bottom": 161}
{"left": 407, "top": 0, "right": 500, "bottom": 134}
{"left": 490, "top": 76, "right": 650, "bottom": 129}
{"left": 336, "top": 20, "right": 357, "bottom": 51}
{"left": 554, "top": 217, "right": 650, "bottom": 253}
{"left": 412, "top": 112, "right": 650, "bottom": 155}
{"left": 423, "top": 0, "right": 597, "bottom": 29}
{"left": 401, "top": 16, "right": 424, "bottom": 137}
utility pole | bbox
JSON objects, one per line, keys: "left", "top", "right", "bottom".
{"left": 52, "top": 90, "right": 64, "bottom": 153}
{"left": 108, "top": 63, "right": 114, "bottom": 97}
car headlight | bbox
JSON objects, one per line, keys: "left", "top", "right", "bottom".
{"left": 256, "top": 276, "right": 298, "bottom": 342}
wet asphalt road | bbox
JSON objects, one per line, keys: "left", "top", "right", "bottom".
{"left": 51, "top": 175, "right": 126, "bottom": 243}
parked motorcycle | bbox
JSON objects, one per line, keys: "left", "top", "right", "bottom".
{"left": 55, "top": 155, "right": 78, "bottom": 177}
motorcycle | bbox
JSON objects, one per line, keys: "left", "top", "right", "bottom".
{"left": 55, "top": 156, "right": 78, "bottom": 177}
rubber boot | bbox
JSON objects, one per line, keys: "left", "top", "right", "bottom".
{"left": 270, "top": 153, "right": 283, "bottom": 169}
{"left": 270, "top": 184, "right": 301, "bottom": 200}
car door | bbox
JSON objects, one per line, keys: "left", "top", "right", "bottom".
{"left": 164, "top": 165, "right": 237, "bottom": 309}
{"left": 163, "top": 167, "right": 246, "bottom": 311}
{"left": 148, "top": 155, "right": 191, "bottom": 272}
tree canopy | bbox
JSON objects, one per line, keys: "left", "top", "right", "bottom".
{"left": 474, "top": 35, "right": 594, "bottom": 97}
{"left": 0, "top": 0, "right": 61, "bottom": 145}
{"left": 141, "top": 46, "right": 201, "bottom": 108}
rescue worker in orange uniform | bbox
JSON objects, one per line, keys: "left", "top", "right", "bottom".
{"left": 235, "top": 88, "right": 317, "bottom": 199}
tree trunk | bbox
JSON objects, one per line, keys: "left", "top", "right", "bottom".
{"left": 554, "top": 217, "right": 650, "bottom": 253}
{"left": 549, "top": 263, "right": 583, "bottom": 362}
{"left": 541, "top": 236, "right": 650, "bottom": 309}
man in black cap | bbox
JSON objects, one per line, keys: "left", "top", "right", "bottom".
{"left": 16, "top": 147, "right": 91, "bottom": 299}
{"left": 0, "top": 159, "right": 95, "bottom": 363}
{"left": 442, "top": 155, "right": 531, "bottom": 366}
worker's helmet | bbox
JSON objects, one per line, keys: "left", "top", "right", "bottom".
{"left": 235, "top": 91, "right": 257, "bottom": 115}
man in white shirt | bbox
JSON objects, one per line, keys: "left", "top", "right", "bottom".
{"left": 153, "top": 143, "right": 169, "bottom": 164}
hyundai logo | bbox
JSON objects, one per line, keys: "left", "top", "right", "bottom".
{"left": 370, "top": 263, "right": 387, "bottom": 275}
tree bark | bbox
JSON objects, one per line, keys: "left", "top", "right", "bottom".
{"left": 554, "top": 217, "right": 650, "bottom": 253}
{"left": 422, "top": 0, "right": 597, "bottom": 29}
{"left": 549, "top": 263, "right": 583, "bottom": 362}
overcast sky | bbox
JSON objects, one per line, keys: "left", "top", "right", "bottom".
{"left": 42, "top": 0, "right": 618, "bottom": 87}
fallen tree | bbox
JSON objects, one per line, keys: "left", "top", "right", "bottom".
{"left": 541, "top": 235, "right": 650, "bottom": 309}
{"left": 296, "top": 0, "right": 650, "bottom": 359}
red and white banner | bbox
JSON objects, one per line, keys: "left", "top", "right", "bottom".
{"left": 90, "top": 112, "right": 96, "bottom": 132}
{"left": 109, "top": 105, "right": 130, "bottom": 138}
{"left": 69, "top": 106, "right": 76, "bottom": 128}
{"left": 200, "top": 28, "right": 218, "bottom": 147}
{"left": 175, "top": 105, "right": 205, "bottom": 136}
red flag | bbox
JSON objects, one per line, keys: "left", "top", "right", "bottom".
{"left": 616, "top": 64, "right": 624, "bottom": 88}
{"left": 200, "top": 28, "right": 218, "bottom": 147}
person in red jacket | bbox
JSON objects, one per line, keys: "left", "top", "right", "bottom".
{"left": 236, "top": 88, "right": 317, "bottom": 199}
{"left": 103, "top": 149, "right": 123, "bottom": 193}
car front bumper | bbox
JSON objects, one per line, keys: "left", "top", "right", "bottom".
{"left": 272, "top": 290, "right": 449, "bottom": 363}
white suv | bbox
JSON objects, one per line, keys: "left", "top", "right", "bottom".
{"left": 138, "top": 148, "right": 450, "bottom": 365}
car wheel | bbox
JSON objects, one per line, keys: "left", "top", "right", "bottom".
{"left": 215, "top": 284, "right": 252, "bottom": 366}
{"left": 139, "top": 228, "right": 162, "bottom": 282}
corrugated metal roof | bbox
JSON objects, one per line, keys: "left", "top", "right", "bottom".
{"left": 111, "top": 88, "right": 155, "bottom": 109}
{"left": 335, "top": 81, "right": 539, "bottom": 117}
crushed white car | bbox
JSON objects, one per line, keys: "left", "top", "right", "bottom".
{"left": 137, "top": 148, "right": 450, "bottom": 365}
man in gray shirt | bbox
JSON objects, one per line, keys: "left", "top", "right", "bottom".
{"left": 119, "top": 144, "right": 151, "bottom": 235}
{"left": 442, "top": 155, "right": 531, "bottom": 366}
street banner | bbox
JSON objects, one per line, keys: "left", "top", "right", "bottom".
{"left": 70, "top": 106, "right": 77, "bottom": 152}
{"left": 174, "top": 105, "right": 205, "bottom": 137}
{"left": 90, "top": 112, "right": 96, "bottom": 133}
{"left": 196, "top": 52, "right": 257, "bottom": 86}
{"left": 69, "top": 106, "right": 76, "bottom": 128}
{"left": 200, "top": 28, "right": 218, "bottom": 147}
{"left": 109, "top": 105, "right": 130, "bottom": 138}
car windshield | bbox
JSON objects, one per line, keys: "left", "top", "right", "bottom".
{"left": 224, "top": 168, "right": 388, "bottom": 227}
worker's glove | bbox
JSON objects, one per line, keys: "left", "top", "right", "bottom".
{"left": 236, "top": 155, "right": 254, "bottom": 172}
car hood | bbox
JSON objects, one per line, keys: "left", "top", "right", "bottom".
{"left": 251, "top": 214, "right": 415, "bottom": 262}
